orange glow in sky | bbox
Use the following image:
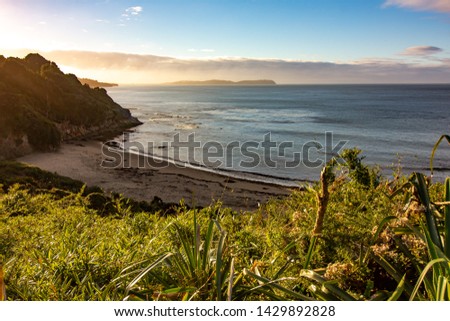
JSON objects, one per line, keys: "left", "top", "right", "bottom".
{"left": 1, "top": 0, "right": 449, "bottom": 84}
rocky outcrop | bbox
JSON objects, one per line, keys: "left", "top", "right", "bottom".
{"left": 0, "top": 53, "right": 141, "bottom": 160}
{"left": 78, "top": 78, "right": 118, "bottom": 88}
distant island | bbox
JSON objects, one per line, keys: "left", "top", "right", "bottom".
{"left": 164, "top": 79, "right": 277, "bottom": 86}
{"left": 78, "top": 78, "right": 118, "bottom": 88}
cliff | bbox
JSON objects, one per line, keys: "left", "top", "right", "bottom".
{"left": 78, "top": 78, "right": 118, "bottom": 88}
{"left": 0, "top": 53, "right": 141, "bottom": 159}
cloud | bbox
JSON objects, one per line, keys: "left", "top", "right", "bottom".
{"left": 383, "top": 0, "right": 450, "bottom": 13}
{"left": 400, "top": 46, "right": 444, "bottom": 56}
{"left": 125, "top": 6, "right": 143, "bottom": 16}
{"left": 188, "top": 48, "right": 216, "bottom": 53}
{"left": 121, "top": 6, "right": 143, "bottom": 24}
{"left": 25, "top": 50, "right": 450, "bottom": 84}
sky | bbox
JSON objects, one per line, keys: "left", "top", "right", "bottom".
{"left": 1, "top": 0, "right": 450, "bottom": 84}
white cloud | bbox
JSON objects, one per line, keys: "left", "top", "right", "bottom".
{"left": 383, "top": 0, "right": 450, "bottom": 13}
{"left": 38, "top": 50, "right": 450, "bottom": 84}
{"left": 188, "top": 48, "right": 216, "bottom": 53}
{"left": 120, "top": 6, "right": 143, "bottom": 23}
{"left": 125, "top": 6, "right": 143, "bottom": 16}
{"left": 400, "top": 45, "right": 444, "bottom": 56}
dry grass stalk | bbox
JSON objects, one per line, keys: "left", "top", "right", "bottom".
{"left": 312, "top": 166, "right": 330, "bottom": 237}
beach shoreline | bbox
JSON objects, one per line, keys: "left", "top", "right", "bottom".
{"left": 17, "top": 140, "right": 301, "bottom": 211}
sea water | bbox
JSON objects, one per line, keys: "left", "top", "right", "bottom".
{"left": 108, "top": 84, "right": 450, "bottom": 184}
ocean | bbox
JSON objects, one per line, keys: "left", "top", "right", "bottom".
{"left": 107, "top": 84, "right": 450, "bottom": 185}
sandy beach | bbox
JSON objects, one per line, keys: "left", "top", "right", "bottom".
{"left": 18, "top": 140, "right": 298, "bottom": 211}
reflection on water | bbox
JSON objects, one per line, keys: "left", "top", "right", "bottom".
{"left": 108, "top": 84, "right": 450, "bottom": 183}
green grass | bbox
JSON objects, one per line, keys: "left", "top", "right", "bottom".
{"left": 0, "top": 161, "right": 180, "bottom": 217}
{"left": 0, "top": 146, "right": 448, "bottom": 300}
{"left": 0, "top": 161, "right": 85, "bottom": 192}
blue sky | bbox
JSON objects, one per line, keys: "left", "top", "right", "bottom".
{"left": 1, "top": 0, "right": 450, "bottom": 83}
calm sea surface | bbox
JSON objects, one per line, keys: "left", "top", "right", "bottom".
{"left": 108, "top": 85, "right": 450, "bottom": 184}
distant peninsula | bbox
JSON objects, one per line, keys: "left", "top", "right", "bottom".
{"left": 78, "top": 78, "right": 118, "bottom": 88}
{"left": 165, "top": 79, "right": 277, "bottom": 86}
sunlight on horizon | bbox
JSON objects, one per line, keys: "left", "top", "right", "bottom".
{"left": 0, "top": 0, "right": 449, "bottom": 84}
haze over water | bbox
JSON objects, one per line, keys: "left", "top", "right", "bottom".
{"left": 108, "top": 84, "right": 450, "bottom": 184}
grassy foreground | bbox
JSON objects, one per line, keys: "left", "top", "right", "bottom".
{"left": 0, "top": 148, "right": 449, "bottom": 301}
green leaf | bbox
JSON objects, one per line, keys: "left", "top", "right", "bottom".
{"left": 410, "top": 258, "right": 448, "bottom": 301}
{"left": 215, "top": 227, "right": 227, "bottom": 301}
{"left": 243, "top": 268, "right": 312, "bottom": 301}
{"left": 430, "top": 135, "right": 450, "bottom": 176}
{"left": 414, "top": 173, "right": 443, "bottom": 250}
{"left": 125, "top": 253, "right": 173, "bottom": 296}
{"left": 202, "top": 220, "right": 215, "bottom": 270}
{"left": 388, "top": 274, "right": 406, "bottom": 301}
{"left": 444, "top": 178, "right": 450, "bottom": 258}
{"left": 303, "top": 236, "right": 318, "bottom": 269}
{"left": 435, "top": 275, "right": 448, "bottom": 301}
{"left": 162, "top": 287, "right": 196, "bottom": 294}
{"left": 300, "top": 269, "right": 357, "bottom": 301}
{"left": 307, "top": 284, "right": 340, "bottom": 301}
{"left": 371, "top": 255, "right": 415, "bottom": 298}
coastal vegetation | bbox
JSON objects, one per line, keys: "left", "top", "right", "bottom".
{"left": 0, "top": 53, "right": 448, "bottom": 301}
{"left": 0, "top": 54, "right": 140, "bottom": 159}
{"left": 1, "top": 143, "right": 448, "bottom": 300}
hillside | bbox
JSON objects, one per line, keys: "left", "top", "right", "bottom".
{"left": 0, "top": 53, "right": 141, "bottom": 159}
{"left": 0, "top": 156, "right": 448, "bottom": 300}
{"left": 165, "top": 79, "right": 277, "bottom": 85}
{"left": 78, "top": 78, "right": 118, "bottom": 88}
